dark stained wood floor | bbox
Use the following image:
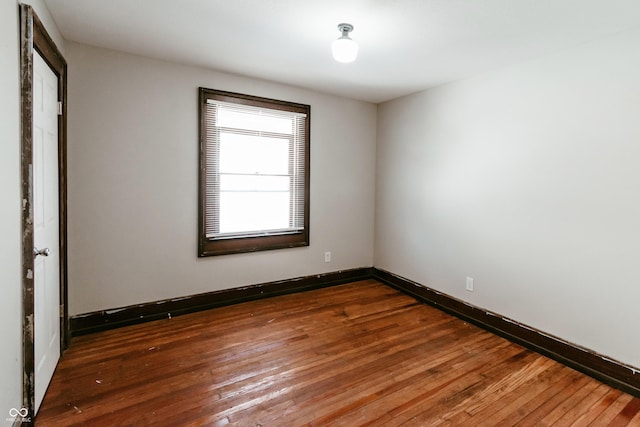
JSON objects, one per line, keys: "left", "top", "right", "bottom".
{"left": 37, "top": 279, "right": 640, "bottom": 426}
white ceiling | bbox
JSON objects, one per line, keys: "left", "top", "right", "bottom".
{"left": 44, "top": 0, "right": 640, "bottom": 103}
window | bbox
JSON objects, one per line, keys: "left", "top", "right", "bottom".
{"left": 198, "top": 88, "right": 310, "bottom": 256}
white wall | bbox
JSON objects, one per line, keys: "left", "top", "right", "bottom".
{"left": 0, "top": 1, "right": 65, "bottom": 423}
{"left": 0, "top": 3, "right": 23, "bottom": 423}
{"left": 376, "top": 28, "right": 640, "bottom": 369}
{"left": 66, "top": 42, "right": 376, "bottom": 316}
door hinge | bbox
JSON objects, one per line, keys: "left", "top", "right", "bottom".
{"left": 60, "top": 304, "right": 64, "bottom": 318}
{"left": 57, "top": 101, "right": 63, "bottom": 116}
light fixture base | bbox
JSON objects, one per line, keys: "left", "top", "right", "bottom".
{"left": 337, "top": 23, "right": 354, "bottom": 33}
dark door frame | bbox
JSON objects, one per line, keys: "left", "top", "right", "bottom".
{"left": 19, "top": 4, "right": 68, "bottom": 421}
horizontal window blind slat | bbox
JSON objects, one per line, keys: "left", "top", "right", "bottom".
{"left": 206, "top": 99, "right": 307, "bottom": 118}
{"left": 206, "top": 227, "right": 304, "bottom": 239}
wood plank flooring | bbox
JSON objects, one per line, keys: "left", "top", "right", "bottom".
{"left": 37, "top": 279, "right": 640, "bottom": 426}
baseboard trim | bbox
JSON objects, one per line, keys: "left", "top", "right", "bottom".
{"left": 372, "top": 268, "right": 640, "bottom": 398}
{"left": 70, "top": 267, "right": 373, "bottom": 336}
{"left": 69, "top": 265, "right": 640, "bottom": 397}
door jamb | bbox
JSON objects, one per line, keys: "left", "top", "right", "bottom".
{"left": 19, "top": 4, "right": 68, "bottom": 421}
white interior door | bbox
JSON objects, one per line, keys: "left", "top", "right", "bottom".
{"left": 33, "top": 50, "right": 61, "bottom": 414}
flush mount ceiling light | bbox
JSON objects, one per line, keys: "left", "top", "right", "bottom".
{"left": 332, "top": 23, "right": 358, "bottom": 63}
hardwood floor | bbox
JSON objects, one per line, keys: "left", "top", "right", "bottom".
{"left": 37, "top": 279, "right": 640, "bottom": 426}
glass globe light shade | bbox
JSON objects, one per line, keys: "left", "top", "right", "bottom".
{"left": 332, "top": 36, "right": 358, "bottom": 63}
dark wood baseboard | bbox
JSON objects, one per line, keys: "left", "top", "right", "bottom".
{"left": 44, "top": 280, "right": 640, "bottom": 425}
{"left": 69, "top": 265, "right": 640, "bottom": 398}
{"left": 70, "top": 267, "right": 373, "bottom": 336}
{"left": 372, "top": 268, "right": 640, "bottom": 398}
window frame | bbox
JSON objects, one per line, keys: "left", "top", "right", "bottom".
{"left": 198, "top": 87, "right": 310, "bottom": 257}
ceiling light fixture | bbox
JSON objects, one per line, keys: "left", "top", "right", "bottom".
{"left": 332, "top": 23, "right": 358, "bottom": 63}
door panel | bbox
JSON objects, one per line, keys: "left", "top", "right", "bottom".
{"left": 33, "top": 50, "right": 60, "bottom": 414}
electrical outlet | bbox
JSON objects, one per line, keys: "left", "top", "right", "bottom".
{"left": 466, "top": 277, "right": 474, "bottom": 292}
{"left": 324, "top": 251, "right": 331, "bottom": 263}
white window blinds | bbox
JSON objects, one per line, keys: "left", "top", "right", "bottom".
{"left": 204, "top": 99, "right": 307, "bottom": 239}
